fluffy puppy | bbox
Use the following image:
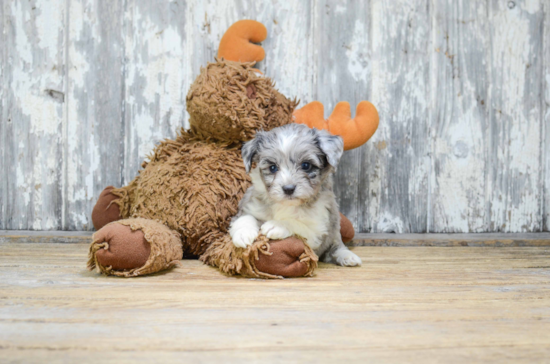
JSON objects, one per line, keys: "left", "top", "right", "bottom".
{"left": 229, "top": 123, "right": 361, "bottom": 267}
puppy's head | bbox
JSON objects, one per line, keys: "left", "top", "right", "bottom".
{"left": 242, "top": 124, "right": 343, "bottom": 204}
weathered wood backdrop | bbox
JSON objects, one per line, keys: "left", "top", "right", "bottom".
{"left": 0, "top": 0, "right": 549, "bottom": 232}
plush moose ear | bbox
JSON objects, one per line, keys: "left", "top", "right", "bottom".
{"left": 315, "top": 129, "right": 344, "bottom": 169}
{"left": 241, "top": 133, "right": 264, "bottom": 173}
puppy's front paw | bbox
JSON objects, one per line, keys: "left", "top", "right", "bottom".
{"left": 261, "top": 221, "right": 292, "bottom": 240}
{"left": 231, "top": 228, "right": 259, "bottom": 248}
{"left": 333, "top": 248, "right": 362, "bottom": 267}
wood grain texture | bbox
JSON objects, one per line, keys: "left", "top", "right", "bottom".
{"left": 0, "top": 0, "right": 5, "bottom": 230}
{"left": 64, "top": 0, "right": 125, "bottom": 230}
{"left": 2, "top": 0, "right": 67, "bottom": 230}
{"left": 122, "top": 0, "right": 188, "bottom": 184}
{"left": 366, "top": 0, "right": 431, "bottom": 233}
{"left": 257, "top": 0, "right": 315, "bottom": 102}
{"left": 544, "top": 0, "right": 549, "bottom": 232}
{"left": 430, "top": 0, "right": 490, "bottom": 232}
{"left": 1, "top": 241, "right": 549, "bottom": 362}
{"left": 1, "top": 0, "right": 549, "bottom": 232}
{"left": 313, "top": 0, "right": 371, "bottom": 231}
{"left": 487, "top": 0, "right": 544, "bottom": 232}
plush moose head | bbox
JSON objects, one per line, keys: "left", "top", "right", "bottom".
{"left": 186, "top": 21, "right": 297, "bottom": 144}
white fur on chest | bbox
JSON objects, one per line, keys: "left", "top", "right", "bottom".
{"left": 270, "top": 198, "right": 331, "bottom": 249}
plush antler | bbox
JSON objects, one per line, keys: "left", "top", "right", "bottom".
{"left": 293, "top": 101, "right": 379, "bottom": 151}
{"left": 217, "top": 20, "right": 267, "bottom": 63}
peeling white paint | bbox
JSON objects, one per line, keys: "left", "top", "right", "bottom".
{"left": 11, "top": 1, "right": 32, "bottom": 64}
{"left": 488, "top": 0, "right": 542, "bottom": 232}
{"left": 6, "top": 0, "right": 66, "bottom": 230}
{"left": 124, "top": 5, "right": 187, "bottom": 170}
{"left": 67, "top": 0, "right": 92, "bottom": 212}
{"left": 346, "top": 20, "right": 369, "bottom": 83}
{"left": 377, "top": 211, "right": 405, "bottom": 234}
{"left": 16, "top": 164, "right": 30, "bottom": 207}
{"left": 335, "top": 5, "right": 346, "bottom": 14}
{"left": 2, "top": 0, "right": 548, "bottom": 232}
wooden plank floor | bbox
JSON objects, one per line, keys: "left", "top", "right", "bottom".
{"left": 1, "top": 240, "right": 550, "bottom": 363}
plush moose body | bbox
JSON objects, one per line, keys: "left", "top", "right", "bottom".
{"left": 88, "top": 20, "right": 378, "bottom": 278}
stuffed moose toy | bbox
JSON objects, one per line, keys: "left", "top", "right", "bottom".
{"left": 88, "top": 20, "right": 379, "bottom": 279}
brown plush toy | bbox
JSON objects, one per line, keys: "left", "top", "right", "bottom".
{"left": 88, "top": 20, "right": 378, "bottom": 279}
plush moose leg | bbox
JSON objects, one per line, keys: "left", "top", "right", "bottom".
{"left": 87, "top": 218, "right": 183, "bottom": 277}
{"left": 91, "top": 186, "right": 123, "bottom": 230}
{"left": 339, "top": 213, "right": 355, "bottom": 243}
{"left": 200, "top": 234, "right": 318, "bottom": 279}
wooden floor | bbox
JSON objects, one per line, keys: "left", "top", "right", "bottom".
{"left": 1, "top": 238, "right": 550, "bottom": 363}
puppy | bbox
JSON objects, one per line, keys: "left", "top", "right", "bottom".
{"left": 229, "top": 123, "right": 361, "bottom": 267}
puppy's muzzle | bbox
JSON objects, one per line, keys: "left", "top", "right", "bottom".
{"left": 282, "top": 184, "right": 296, "bottom": 196}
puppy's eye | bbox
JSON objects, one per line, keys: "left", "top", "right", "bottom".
{"left": 269, "top": 165, "right": 278, "bottom": 173}
{"left": 301, "top": 162, "right": 312, "bottom": 171}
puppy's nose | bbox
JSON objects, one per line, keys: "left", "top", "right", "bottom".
{"left": 282, "top": 185, "right": 296, "bottom": 195}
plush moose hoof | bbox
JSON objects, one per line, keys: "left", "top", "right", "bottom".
{"left": 92, "top": 186, "right": 122, "bottom": 230}
{"left": 93, "top": 223, "right": 151, "bottom": 270}
{"left": 88, "top": 218, "right": 183, "bottom": 277}
{"left": 255, "top": 237, "right": 314, "bottom": 277}
{"left": 200, "top": 234, "right": 318, "bottom": 279}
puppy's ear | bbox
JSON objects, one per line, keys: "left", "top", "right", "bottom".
{"left": 315, "top": 129, "right": 344, "bottom": 169}
{"left": 241, "top": 133, "right": 263, "bottom": 173}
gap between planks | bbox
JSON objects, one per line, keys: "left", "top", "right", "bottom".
{"left": 0, "top": 231, "right": 550, "bottom": 247}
